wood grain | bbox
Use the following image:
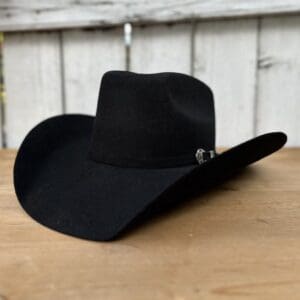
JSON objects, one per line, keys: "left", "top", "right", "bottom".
{"left": 256, "top": 16, "right": 300, "bottom": 146}
{"left": 194, "top": 19, "right": 258, "bottom": 146}
{"left": 1, "top": 0, "right": 300, "bottom": 32}
{"left": 3, "top": 32, "right": 63, "bottom": 148}
{"left": 0, "top": 148, "right": 299, "bottom": 300}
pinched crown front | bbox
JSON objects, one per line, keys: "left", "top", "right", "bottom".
{"left": 89, "top": 71, "right": 215, "bottom": 168}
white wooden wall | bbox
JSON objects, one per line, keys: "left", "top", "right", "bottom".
{"left": 1, "top": 13, "right": 300, "bottom": 147}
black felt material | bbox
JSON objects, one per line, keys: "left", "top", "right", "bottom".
{"left": 14, "top": 71, "right": 287, "bottom": 241}
{"left": 90, "top": 71, "right": 215, "bottom": 168}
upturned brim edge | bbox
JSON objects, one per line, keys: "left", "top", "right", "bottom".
{"left": 14, "top": 114, "right": 287, "bottom": 241}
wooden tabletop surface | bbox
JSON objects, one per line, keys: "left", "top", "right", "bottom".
{"left": 0, "top": 149, "right": 299, "bottom": 300}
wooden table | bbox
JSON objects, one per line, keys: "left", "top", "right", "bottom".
{"left": 0, "top": 149, "right": 299, "bottom": 300}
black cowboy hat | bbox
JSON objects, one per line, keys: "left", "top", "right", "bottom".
{"left": 14, "top": 71, "right": 287, "bottom": 241}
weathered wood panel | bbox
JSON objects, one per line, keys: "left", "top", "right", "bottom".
{"left": 194, "top": 19, "right": 258, "bottom": 147}
{"left": 1, "top": 15, "right": 300, "bottom": 148}
{"left": 63, "top": 28, "right": 125, "bottom": 114}
{"left": 3, "top": 32, "right": 63, "bottom": 148}
{"left": 1, "top": 0, "right": 300, "bottom": 32}
{"left": 131, "top": 23, "right": 191, "bottom": 74}
{"left": 256, "top": 16, "right": 300, "bottom": 146}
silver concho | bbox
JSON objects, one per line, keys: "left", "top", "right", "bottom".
{"left": 195, "top": 148, "right": 216, "bottom": 164}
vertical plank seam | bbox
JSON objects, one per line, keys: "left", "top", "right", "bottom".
{"left": 0, "top": 93, "right": 4, "bottom": 148}
{"left": 190, "top": 19, "right": 196, "bottom": 76}
{"left": 0, "top": 93, "right": 5, "bottom": 148}
{"left": 0, "top": 32, "right": 6, "bottom": 148}
{"left": 253, "top": 17, "right": 262, "bottom": 136}
{"left": 124, "top": 23, "right": 132, "bottom": 71}
{"left": 59, "top": 31, "right": 66, "bottom": 114}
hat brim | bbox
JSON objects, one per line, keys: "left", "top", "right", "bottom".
{"left": 14, "top": 114, "right": 287, "bottom": 241}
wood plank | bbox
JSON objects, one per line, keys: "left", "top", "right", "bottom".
{"left": 3, "top": 32, "right": 63, "bottom": 148}
{"left": 63, "top": 28, "right": 125, "bottom": 115}
{"left": 1, "top": 0, "right": 300, "bottom": 32}
{"left": 194, "top": 19, "right": 258, "bottom": 147}
{"left": 0, "top": 148, "right": 299, "bottom": 299}
{"left": 256, "top": 16, "right": 300, "bottom": 146}
{"left": 131, "top": 23, "right": 191, "bottom": 74}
